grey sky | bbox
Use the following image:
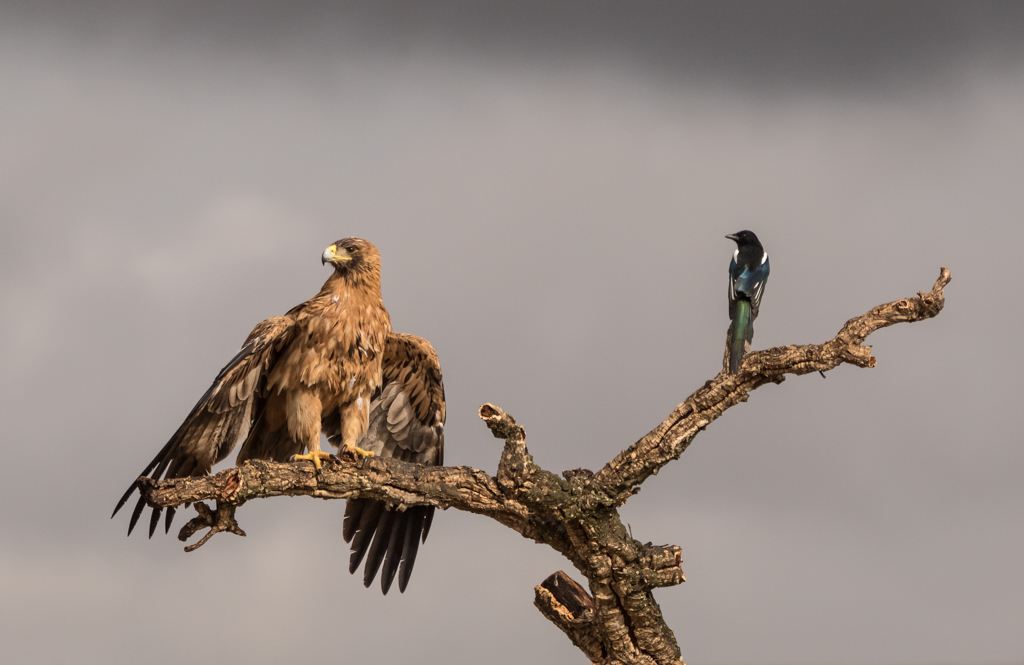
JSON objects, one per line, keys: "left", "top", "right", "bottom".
{"left": 1, "top": 3, "right": 1022, "bottom": 664}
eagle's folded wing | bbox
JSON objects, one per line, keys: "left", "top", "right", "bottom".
{"left": 338, "top": 332, "right": 445, "bottom": 594}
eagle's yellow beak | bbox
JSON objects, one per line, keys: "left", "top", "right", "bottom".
{"left": 322, "top": 244, "right": 352, "bottom": 266}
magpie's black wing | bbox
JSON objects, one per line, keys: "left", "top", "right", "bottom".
{"left": 729, "top": 253, "right": 770, "bottom": 320}
{"left": 745, "top": 255, "right": 770, "bottom": 319}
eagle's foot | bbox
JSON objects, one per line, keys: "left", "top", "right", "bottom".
{"left": 343, "top": 444, "right": 375, "bottom": 459}
{"left": 290, "top": 450, "right": 333, "bottom": 478}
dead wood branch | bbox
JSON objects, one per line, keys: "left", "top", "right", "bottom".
{"left": 594, "top": 267, "right": 951, "bottom": 505}
{"left": 535, "top": 571, "right": 604, "bottom": 663}
{"left": 136, "top": 268, "right": 950, "bottom": 665}
{"left": 176, "top": 501, "right": 245, "bottom": 552}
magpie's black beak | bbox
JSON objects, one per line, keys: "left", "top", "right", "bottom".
{"left": 725, "top": 234, "right": 739, "bottom": 241}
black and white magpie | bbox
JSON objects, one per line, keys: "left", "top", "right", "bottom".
{"left": 726, "top": 230, "right": 770, "bottom": 374}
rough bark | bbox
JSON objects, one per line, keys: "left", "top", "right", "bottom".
{"left": 136, "top": 268, "right": 951, "bottom": 665}
{"left": 535, "top": 571, "right": 604, "bottom": 663}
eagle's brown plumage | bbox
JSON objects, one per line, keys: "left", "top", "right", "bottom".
{"left": 335, "top": 332, "right": 445, "bottom": 594}
{"left": 113, "top": 238, "right": 392, "bottom": 538}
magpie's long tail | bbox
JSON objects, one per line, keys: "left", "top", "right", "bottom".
{"left": 729, "top": 300, "right": 752, "bottom": 374}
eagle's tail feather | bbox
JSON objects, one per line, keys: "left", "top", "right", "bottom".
{"left": 345, "top": 498, "right": 433, "bottom": 594}
{"left": 379, "top": 510, "right": 409, "bottom": 595}
{"left": 397, "top": 506, "right": 430, "bottom": 593}
{"left": 345, "top": 499, "right": 384, "bottom": 573}
{"left": 361, "top": 509, "right": 396, "bottom": 588}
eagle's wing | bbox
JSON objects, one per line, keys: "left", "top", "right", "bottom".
{"left": 335, "top": 332, "right": 445, "bottom": 594}
{"left": 112, "top": 315, "right": 296, "bottom": 537}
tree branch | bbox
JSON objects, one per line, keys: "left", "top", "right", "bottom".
{"left": 594, "top": 267, "right": 951, "bottom": 505}
{"left": 535, "top": 571, "right": 604, "bottom": 664}
{"left": 139, "top": 454, "right": 546, "bottom": 549}
{"left": 135, "top": 267, "right": 951, "bottom": 665}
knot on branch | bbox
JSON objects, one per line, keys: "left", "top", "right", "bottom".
{"left": 140, "top": 466, "right": 244, "bottom": 508}
{"left": 837, "top": 341, "right": 875, "bottom": 368}
{"left": 560, "top": 468, "right": 623, "bottom": 514}
{"left": 635, "top": 544, "right": 685, "bottom": 589}
{"left": 563, "top": 468, "right": 595, "bottom": 483}
{"left": 480, "top": 403, "right": 536, "bottom": 490}
{"left": 177, "top": 501, "right": 246, "bottom": 552}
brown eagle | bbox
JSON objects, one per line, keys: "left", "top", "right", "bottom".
{"left": 112, "top": 238, "right": 446, "bottom": 592}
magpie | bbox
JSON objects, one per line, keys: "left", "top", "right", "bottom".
{"left": 726, "top": 230, "right": 770, "bottom": 374}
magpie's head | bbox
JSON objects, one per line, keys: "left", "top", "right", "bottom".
{"left": 725, "top": 230, "right": 761, "bottom": 247}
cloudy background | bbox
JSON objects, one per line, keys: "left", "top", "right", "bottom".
{"left": 1, "top": 2, "right": 1022, "bottom": 663}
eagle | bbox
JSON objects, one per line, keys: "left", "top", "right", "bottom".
{"left": 112, "top": 238, "right": 446, "bottom": 593}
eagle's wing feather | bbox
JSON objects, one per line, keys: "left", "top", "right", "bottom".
{"left": 112, "top": 315, "right": 296, "bottom": 536}
{"left": 337, "top": 332, "right": 445, "bottom": 594}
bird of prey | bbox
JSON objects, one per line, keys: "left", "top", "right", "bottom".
{"left": 726, "top": 230, "right": 770, "bottom": 374}
{"left": 113, "top": 238, "right": 393, "bottom": 538}
{"left": 335, "top": 333, "right": 445, "bottom": 594}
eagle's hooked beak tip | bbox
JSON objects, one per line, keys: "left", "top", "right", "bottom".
{"left": 322, "top": 243, "right": 353, "bottom": 267}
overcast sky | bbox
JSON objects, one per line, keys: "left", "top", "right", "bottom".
{"left": 1, "top": 2, "right": 1022, "bottom": 664}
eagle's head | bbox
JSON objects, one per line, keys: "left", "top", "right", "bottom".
{"left": 322, "top": 238, "right": 381, "bottom": 276}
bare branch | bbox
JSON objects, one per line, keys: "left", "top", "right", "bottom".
{"left": 133, "top": 268, "right": 950, "bottom": 665}
{"left": 177, "top": 501, "right": 245, "bottom": 552}
{"left": 480, "top": 402, "right": 536, "bottom": 491}
{"left": 535, "top": 571, "right": 604, "bottom": 664}
{"left": 595, "top": 267, "right": 951, "bottom": 504}
{"left": 138, "top": 455, "right": 535, "bottom": 545}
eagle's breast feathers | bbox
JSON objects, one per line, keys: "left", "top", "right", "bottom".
{"left": 269, "top": 279, "right": 391, "bottom": 409}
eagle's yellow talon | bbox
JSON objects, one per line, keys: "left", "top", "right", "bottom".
{"left": 345, "top": 445, "right": 374, "bottom": 459}
{"left": 292, "top": 450, "right": 333, "bottom": 471}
